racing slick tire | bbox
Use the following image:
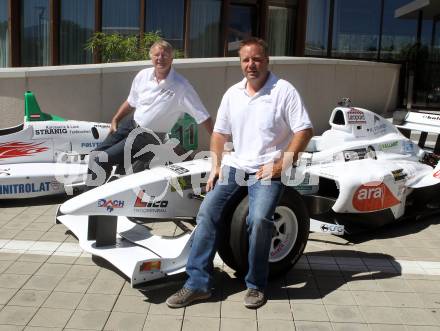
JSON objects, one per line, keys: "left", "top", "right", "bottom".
{"left": 227, "top": 187, "right": 309, "bottom": 277}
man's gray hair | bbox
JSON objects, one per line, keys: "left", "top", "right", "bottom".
{"left": 149, "top": 40, "right": 174, "bottom": 56}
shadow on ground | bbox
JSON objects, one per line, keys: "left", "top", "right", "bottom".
{"left": 93, "top": 250, "right": 404, "bottom": 306}
{"left": 0, "top": 194, "right": 70, "bottom": 207}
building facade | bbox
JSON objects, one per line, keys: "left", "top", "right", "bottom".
{"left": 0, "top": 0, "right": 439, "bottom": 109}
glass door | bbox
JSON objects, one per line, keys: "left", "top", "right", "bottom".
{"left": 424, "top": 17, "right": 440, "bottom": 107}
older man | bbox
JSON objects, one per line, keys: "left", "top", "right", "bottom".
{"left": 87, "top": 40, "right": 213, "bottom": 186}
{"left": 166, "top": 38, "right": 313, "bottom": 309}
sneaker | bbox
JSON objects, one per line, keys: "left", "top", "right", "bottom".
{"left": 166, "top": 287, "right": 211, "bottom": 308}
{"left": 243, "top": 288, "right": 266, "bottom": 309}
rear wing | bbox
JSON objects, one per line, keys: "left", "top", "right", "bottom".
{"left": 24, "top": 91, "right": 66, "bottom": 122}
{"left": 393, "top": 110, "right": 440, "bottom": 154}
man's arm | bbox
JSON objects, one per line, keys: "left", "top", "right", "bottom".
{"left": 256, "top": 128, "right": 313, "bottom": 180}
{"left": 200, "top": 118, "right": 214, "bottom": 136}
{"left": 109, "top": 101, "right": 134, "bottom": 133}
{"left": 206, "top": 132, "right": 229, "bottom": 191}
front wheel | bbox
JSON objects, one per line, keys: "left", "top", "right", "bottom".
{"left": 226, "top": 187, "right": 309, "bottom": 277}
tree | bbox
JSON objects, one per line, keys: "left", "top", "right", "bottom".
{"left": 85, "top": 31, "right": 183, "bottom": 63}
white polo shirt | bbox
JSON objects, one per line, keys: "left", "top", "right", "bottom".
{"left": 214, "top": 73, "right": 312, "bottom": 173}
{"left": 127, "top": 67, "right": 210, "bottom": 132}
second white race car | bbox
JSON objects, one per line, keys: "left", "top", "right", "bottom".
{"left": 0, "top": 91, "right": 110, "bottom": 199}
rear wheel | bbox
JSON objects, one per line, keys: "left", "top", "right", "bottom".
{"left": 219, "top": 187, "right": 309, "bottom": 277}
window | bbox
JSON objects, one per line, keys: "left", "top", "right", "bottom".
{"left": 0, "top": 0, "right": 8, "bottom": 67}
{"left": 146, "top": 0, "right": 184, "bottom": 50}
{"left": 305, "top": 0, "right": 330, "bottom": 56}
{"left": 267, "top": 5, "right": 295, "bottom": 56}
{"left": 189, "top": 0, "right": 221, "bottom": 57}
{"left": 227, "top": 4, "right": 257, "bottom": 56}
{"left": 380, "top": 0, "right": 417, "bottom": 61}
{"left": 60, "top": 0, "right": 94, "bottom": 65}
{"left": 332, "top": 0, "right": 381, "bottom": 59}
{"left": 21, "top": 0, "right": 49, "bottom": 66}
{"left": 102, "top": 0, "right": 139, "bottom": 36}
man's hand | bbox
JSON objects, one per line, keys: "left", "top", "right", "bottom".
{"left": 206, "top": 166, "right": 220, "bottom": 192}
{"left": 109, "top": 100, "right": 133, "bottom": 134}
{"left": 255, "top": 128, "right": 313, "bottom": 181}
{"left": 109, "top": 118, "right": 118, "bottom": 134}
{"left": 256, "top": 159, "right": 283, "bottom": 180}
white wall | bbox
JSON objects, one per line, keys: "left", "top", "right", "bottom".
{"left": 0, "top": 57, "right": 400, "bottom": 150}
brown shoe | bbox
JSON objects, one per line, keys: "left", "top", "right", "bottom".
{"left": 244, "top": 288, "right": 266, "bottom": 309}
{"left": 166, "top": 287, "right": 211, "bottom": 308}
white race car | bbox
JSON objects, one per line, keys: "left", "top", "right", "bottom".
{"left": 0, "top": 91, "right": 111, "bottom": 199}
{"left": 57, "top": 101, "right": 440, "bottom": 286}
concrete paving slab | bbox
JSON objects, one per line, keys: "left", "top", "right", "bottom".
{"left": 28, "top": 307, "right": 72, "bottom": 328}
{"left": 4, "top": 262, "right": 42, "bottom": 276}
{"left": 184, "top": 300, "right": 220, "bottom": 318}
{"left": 221, "top": 301, "right": 256, "bottom": 320}
{"left": 0, "top": 274, "right": 31, "bottom": 289}
{"left": 77, "top": 293, "right": 117, "bottom": 312}
{"left": 294, "top": 320, "right": 333, "bottom": 330}
{"left": 291, "top": 303, "right": 329, "bottom": 321}
{"left": 0, "top": 289, "right": 18, "bottom": 305}
{"left": 22, "top": 275, "right": 62, "bottom": 291}
{"left": 54, "top": 277, "right": 93, "bottom": 294}
{"left": 103, "top": 311, "right": 146, "bottom": 331}
{"left": 326, "top": 305, "right": 365, "bottom": 323}
{"left": 219, "top": 317, "right": 257, "bottom": 331}
{"left": 112, "top": 295, "right": 150, "bottom": 314}
{"left": 8, "top": 290, "right": 50, "bottom": 308}
{"left": 42, "top": 292, "right": 83, "bottom": 310}
{"left": 257, "top": 319, "right": 295, "bottom": 331}
{"left": 181, "top": 316, "right": 219, "bottom": 331}
{"left": 331, "top": 322, "right": 371, "bottom": 331}
{"left": 142, "top": 315, "right": 182, "bottom": 331}
{"left": 65, "top": 310, "right": 110, "bottom": 330}
{"left": 0, "top": 306, "right": 37, "bottom": 326}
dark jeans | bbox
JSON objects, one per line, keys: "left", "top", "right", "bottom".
{"left": 86, "top": 114, "right": 165, "bottom": 187}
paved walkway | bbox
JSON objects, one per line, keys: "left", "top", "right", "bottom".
{"left": 0, "top": 198, "right": 440, "bottom": 330}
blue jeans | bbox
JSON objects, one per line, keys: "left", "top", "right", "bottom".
{"left": 185, "top": 166, "right": 285, "bottom": 292}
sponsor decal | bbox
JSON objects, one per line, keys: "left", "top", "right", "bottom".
{"left": 372, "top": 123, "right": 386, "bottom": 134}
{"left": 50, "top": 181, "right": 61, "bottom": 190}
{"left": 70, "top": 130, "right": 90, "bottom": 134}
{"left": 0, "top": 168, "right": 10, "bottom": 176}
{"left": 343, "top": 148, "right": 367, "bottom": 161}
{"left": 434, "top": 170, "right": 440, "bottom": 179}
{"left": 270, "top": 239, "right": 288, "bottom": 258}
{"left": 380, "top": 141, "right": 399, "bottom": 150}
{"left": 97, "top": 199, "right": 124, "bottom": 212}
{"left": 403, "top": 141, "right": 414, "bottom": 153}
{"left": 347, "top": 108, "right": 366, "bottom": 124}
{"left": 134, "top": 190, "right": 168, "bottom": 212}
{"left": 0, "top": 141, "right": 48, "bottom": 159}
{"left": 320, "top": 224, "right": 344, "bottom": 234}
{"left": 159, "top": 88, "right": 175, "bottom": 99}
{"left": 0, "top": 182, "right": 51, "bottom": 195}
{"left": 365, "top": 116, "right": 387, "bottom": 135}
{"left": 342, "top": 146, "right": 375, "bottom": 162}
{"left": 170, "top": 175, "right": 193, "bottom": 192}
{"left": 93, "top": 124, "right": 111, "bottom": 129}
{"left": 352, "top": 182, "right": 400, "bottom": 211}
{"left": 35, "top": 128, "right": 68, "bottom": 135}
{"left": 391, "top": 169, "right": 407, "bottom": 181}
{"left": 166, "top": 164, "right": 189, "bottom": 175}
{"left": 81, "top": 142, "right": 101, "bottom": 148}
{"left": 423, "top": 114, "right": 440, "bottom": 122}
